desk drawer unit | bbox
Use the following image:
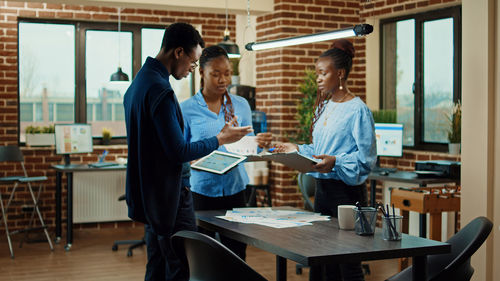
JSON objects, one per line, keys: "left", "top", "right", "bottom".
{"left": 73, "top": 171, "right": 129, "bottom": 223}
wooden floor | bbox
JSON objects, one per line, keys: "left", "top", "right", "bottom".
{"left": 0, "top": 227, "right": 399, "bottom": 281}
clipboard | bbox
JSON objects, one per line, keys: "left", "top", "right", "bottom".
{"left": 191, "top": 151, "right": 247, "bottom": 174}
{"left": 246, "top": 151, "right": 320, "bottom": 173}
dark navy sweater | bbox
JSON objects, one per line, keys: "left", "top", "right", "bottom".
{"left": 123, "top": 57, "right": 218, "bottom": 235}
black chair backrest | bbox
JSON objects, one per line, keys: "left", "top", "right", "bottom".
{"left": 171, "top": 230, "right": 267, "bottom": 281}
{"left": 386, "top": 216, "right": 493, "bottom": 281}
{"left": 298, "top": 173, "right": 316, "bottom": 211}
{"left": 0, "top": 146, "right": 24, "bottom": 163}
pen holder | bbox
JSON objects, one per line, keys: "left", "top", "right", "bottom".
{"left": 354, "top": 207, "right": 377, "bottom": 236}
{"left": 382, "top": 215, "right": 403, "bottom": 241}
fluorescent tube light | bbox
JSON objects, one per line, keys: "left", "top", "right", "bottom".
{"left": 245, "top": 24, "right": 373, "bottom": 51}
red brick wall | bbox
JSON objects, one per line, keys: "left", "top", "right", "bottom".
{"left": 0, "top": 1, "right": 235, "bottom": 232}
{"left": 253, "top": 0, "right": 461, "bottom": 207}
{"left": 0, "top": 0, "right": 464, "bottom": 232}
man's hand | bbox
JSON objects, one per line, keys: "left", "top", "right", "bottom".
{"left": 272, "top": 142, "right": 298, "bottom": 153}
{"left": 256, "top": 132, "right": 273, "bottom": 148}
{"left": 312, "top": 154, "right": 336, "bottom": 173}
{"left": 216, "top": 117, "right": 253, "bottom": 145}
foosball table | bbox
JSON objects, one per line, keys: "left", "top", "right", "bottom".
{"left": 391, "top": 186, "right": 461, "bottom": 269}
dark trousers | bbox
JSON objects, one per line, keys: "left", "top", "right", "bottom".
{"left": 192, "top": 190, "right": 247, "bottom": 260}
{"left": 144, "top": 187, "right": 197, "bottom": 281}
{"left": 309, "top": 178, "right": 367, "bottom": 281}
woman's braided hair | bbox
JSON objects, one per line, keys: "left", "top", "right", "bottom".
{"left": 199, "top": 45, "right": 235, "bottom": 124}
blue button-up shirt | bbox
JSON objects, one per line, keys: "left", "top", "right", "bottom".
{"left": 181, "top": 91, "right": 253, "bottom": 197}
{"left": 298, "top": 97, "right": 377, "bottom": 186}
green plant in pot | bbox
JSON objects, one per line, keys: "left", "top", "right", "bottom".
{"left": 102, "top": 128, "right": 113, "bottom": 145}
{"left": 289, "top": 68, "right": 318, "bottom": 144}
{"left": 25, "top": 124, "right": 55, "bottom": 146}
{"left": 447, "top": 101, "right": 461, "bottom": 154}
{"left": 372, "top": 109, "right": 397, "bottom": 124}
{"left": 290, "top": 69, "right": 318, "bottom": 203}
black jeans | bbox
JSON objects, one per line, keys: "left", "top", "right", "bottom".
{"left": 144, "top": 187, "right": 197, "bottom": 281}
{"left": 192, "top": 190, "right": 247, "bottom": 260}
{"left": 309, "top": 178, "right": 367, "bottom": 281}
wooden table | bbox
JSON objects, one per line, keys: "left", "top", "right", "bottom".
{"left": 196, "top": 209, "right": 450, "bottom": 281}
{"left": 52, "top": 164, "right": 127, "bottom": 251}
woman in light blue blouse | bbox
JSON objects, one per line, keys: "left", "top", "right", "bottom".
{"left": 180, "top": 46, "right": 272, "bottom": 261}
{"left": 275, "top": 39, "right": 376, "bottom": 281}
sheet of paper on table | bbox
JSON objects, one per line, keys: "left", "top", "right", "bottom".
{"left": 216, "top": 207, "right": 330, "bottom": 228}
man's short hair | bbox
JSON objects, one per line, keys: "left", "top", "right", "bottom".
{"left": 161, "top": 22, "right": 205, "bottom": 54}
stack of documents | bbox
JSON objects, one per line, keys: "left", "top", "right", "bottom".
{"left": 217, "top": 207, "right": 330, "bottom": 228}
{"left": 224, "top": 136, "right": 320, "bottom": 173}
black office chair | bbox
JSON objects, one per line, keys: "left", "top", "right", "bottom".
{"left": 172, "top": 230, "right": 268, "bottom": 281}
{"left": 0, "top": 146, "right": 53, "bottom": 258}
{"left": 111, "top": 194, "right": 145, "bottom": 257}
{"left": 386, "top": 216, "right": 493, "bottom": 281}
{"left": 298, "top": 173, "right": 316, "bottom": 211}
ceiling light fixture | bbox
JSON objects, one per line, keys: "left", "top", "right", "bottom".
{"left": 245, "top": 24, "right": 374, "bottom": 51}
{"left": 110, "top": 8, "right": 129, "bottom": 81}
{"left": 218, "top": 0, "right": 241, "bottom": 58}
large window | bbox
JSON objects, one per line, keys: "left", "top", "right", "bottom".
{"left": 18, "top": 20, "right": 196, "bottom": 142}
{"left": 380, "top": 6, "right": 461, "bottom": 150}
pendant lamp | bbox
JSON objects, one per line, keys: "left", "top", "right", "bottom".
{"left": 110, "top": 8, "right": 129, "bottom": 81}
{"left": 218, "top": 0, "right": 241, "bottom": 58}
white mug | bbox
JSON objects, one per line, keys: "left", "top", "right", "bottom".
{"left": 337, "top": 205, "right": 356, "bottom": 230}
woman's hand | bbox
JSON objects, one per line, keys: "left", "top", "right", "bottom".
{"left": 312, "top": 154, "right": 336, "bottom": 173}
{"left": 256, "top": 132, "right": 273, "bottom": 148}
{"left": 272, "top": 142, "right": 298, "bottom": 153}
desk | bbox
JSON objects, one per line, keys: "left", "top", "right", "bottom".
{"left": 196, "top": 209, "right": 450, "bottom": 281}
{"left": 52, "top": 164, "right": 127, "bottom": 251}
{"left": 368, "top": 171, "right": 458, "bottom": 237}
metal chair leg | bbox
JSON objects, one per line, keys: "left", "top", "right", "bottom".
{"left": 0, "top": 189, "right": 14, "bottom": 258}
{"left": 26, "top": 182, "right": 53, "bottom": 250}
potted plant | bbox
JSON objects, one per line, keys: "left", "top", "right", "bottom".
{"left": 230, "top": 57, "right": 240, "bottom": 85}
{"left": 25, "top": 125, "right": 55, "bottom": 146}
{"left": 101, "top": 128, "right": 112, "bottom": 145}
{"left": 289, "top": 68, "right": 318, "bottom": 144}
{"left": 372, "top": 109, "right": 397, "bottom": 124}
{"left": 447, "top": 101, "right": 461, "bottom": 154}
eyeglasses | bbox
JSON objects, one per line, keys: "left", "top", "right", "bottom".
{"left": 185, "top": 51, "right": 199, "bottom": 69}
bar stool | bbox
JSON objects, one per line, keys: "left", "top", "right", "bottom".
{"left": 0, "top": 146, "right": 54, "bottom": 258}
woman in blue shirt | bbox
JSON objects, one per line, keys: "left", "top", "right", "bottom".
{"left": 181, "top": 45, "right": 272, "bottom": 260}
{"left": 275, "top": 39, "right": 376, "bottom": 281}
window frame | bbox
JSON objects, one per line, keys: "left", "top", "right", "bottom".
{"left": 17, "top": 18, "right": 185, "bottom": 145}
{"left": 379, "top": 6, "right": 461, "bottom": 152}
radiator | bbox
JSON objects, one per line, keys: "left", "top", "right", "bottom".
{"left": 73, "top": 171, "right": 129, "bottom": 223}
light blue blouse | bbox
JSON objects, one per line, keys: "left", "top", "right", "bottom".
{"left": 180, "top": 91, "right": 253, "bottom": 197}
{"left": 298, "top": 97, "right": 377, "bottom": 186}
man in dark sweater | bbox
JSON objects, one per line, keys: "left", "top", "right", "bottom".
{"left": 123, "top": 22, "right": 252, "bottom": 281}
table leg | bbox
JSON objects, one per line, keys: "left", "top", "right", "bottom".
{"left": 65, "top": 172, "right": 73, "bottom": 251}
{"left": 419, "top": 214, "right": 427, "bottom": 238}
{"left": 276, "top": 255, "right": 287, "bottom": 281}
{"left": 370, "top": 179, "right": 376, "bottom": 207}
{"left": 55, "top": 171, "right": 62, "bottom": 243}
{"left": 399, "top": 210, "right": 410, "bottom": 271}
{"left": 429, "top": 213, "right": 442, "bottom": 241}
{"left": 412, "top": 255, "right": 427, "bottom": 281}
{"left": 419, "top": 184, "right": 427, "bottom": 238}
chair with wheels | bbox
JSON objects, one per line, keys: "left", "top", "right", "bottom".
{"left": 172, "top": 230, "right": 268, "bottom": 281}
{"left": 111, "top": 194, "right": 145, "bottom": 257}
{"left": 0, "top": 146, "right": 54, "bottom": 258}
{"left": 386, "top": 216, "right": 493, "bottom": 281}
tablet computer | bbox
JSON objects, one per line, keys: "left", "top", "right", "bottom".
{"left": 191, "top": 151, "right": 247, "bottom": 174}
